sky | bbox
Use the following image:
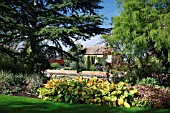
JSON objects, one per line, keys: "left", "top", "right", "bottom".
{"left": 77, "top": 0, "right": 119, "bottom": 47}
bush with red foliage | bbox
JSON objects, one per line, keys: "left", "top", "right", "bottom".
{"left": 134, "top": 85, "right": 170, "bottom": 108}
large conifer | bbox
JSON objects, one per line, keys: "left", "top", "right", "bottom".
{"left": 0, "top": 0, "right": 106, "bottom": 73}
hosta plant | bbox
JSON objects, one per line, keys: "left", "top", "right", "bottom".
{"left": 37, "top": 77, "right": 138, "bottom": 108}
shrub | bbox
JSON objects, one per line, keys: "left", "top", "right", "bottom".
{"left": 69, "top": 62, "right": 77, "bottom": 70}
{"left": 50, "top": 63, "right": 61, "bottom": 69}
{"left": 0, "top": 71, "right": 24, "bottom": 86}
{"left": 63, "top": 67, "right": 70, "bottom": 70}
{"left": 111, "top": 70, "right": 137, "bottom": 85}
{"left": 137, "top": 77, "right": 160, "bottom": 87}
{"left": 85, "top": 56, "right": 96, "bottom": 71}
{"left": 96, "top": 57, "right": 103, "bottom": 65}
{"left": 90, "top": 65, "right": 96, "bottom": 71}
{"left": 37, "top": 77, "right": 138, "bottom": 108}
{"left": 0, "top": 71, "right": 48, "bottom": 97}
{"left": 24, "top": 74, "right": 48, "bottom": 95}
{"left": 133, "top": 85, "right": 170, "bottom": 108}
{"left": 86, "top": 56, "right": 92, "bottom": 70}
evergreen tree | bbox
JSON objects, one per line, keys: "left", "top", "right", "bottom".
{"left": 102, "top": 0, "right": 170, "bottom": 74}
{"left": 0, "top": 0, "right": 106, "bottom": 73}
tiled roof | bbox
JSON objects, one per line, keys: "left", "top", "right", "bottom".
{"left": 84, "top": 46, "right": 113, "bottom": 55}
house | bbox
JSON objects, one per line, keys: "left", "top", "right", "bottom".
{"left": 84, "top": 46, "right": 114, "bottom": 64}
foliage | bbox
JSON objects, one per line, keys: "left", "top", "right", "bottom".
{"left": 69, "top": 62, "right": 77, "bottom": 70}
{"left": 112, "top": 64, "right": 167, "bottom": 87}
{"left": 134, "top": 85, "right": 170, "bottom": 108}
{"left": 0, "top": 53, "right": 24, "bottom": 73}
{"left": 37, "top": 77, "right": 138, "bottom": 108}
{"left": 95, "top": 57, "right": 107, "bottom": 71}
{"left": 63, "top": 59, "right": 70, "bottom": 67}
{"left": 90, "top": 65, "right": 97, "bottom": 71}
{"left": 86, "top": 56, "right": 92, "bottom": 70}
{"left": 110, "top": 64, "right": 137, "bottom": 85}
{"left": 67, "top": 61, "right": 87, "bottom": 71}
{"left": 111, "top": 70, "right": 137, "bottom": 85}
{"left": 111, "top": 66, "right": 168, "bottom": 87}
{"left": 0, "top": 0, "right": 106, "bottom": 73}
{"left": 67, "top": 43, "right": 86, "bottom": 72}
{"left": 148, "top": 57, "right": 165, "bottom": 73}
{"left": 50, "top": 63, "right": 61, "bottom": 70}
{"left": 0, "top": 71, "right": 48, "bottom": 96}
{"left": 96, "top": 57, "right": 103, "bottom": 66}
{"left": 85, "top": 56, "right": 95, "bottom": 71}
{"left": 102, "top": 0, "right": 170, "bottom": 75}
{"left": 137, "top": 77, "right": 160, "bottom": 88}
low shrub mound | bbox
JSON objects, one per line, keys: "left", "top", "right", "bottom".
{"left": 0, "top": 71, "right": 48, "bottom": 97}
{"left": 37, "top": 77, "right": 138, "bottom": 108}
{"left": 134, "top": 85, "right": 170, "bottom": 108}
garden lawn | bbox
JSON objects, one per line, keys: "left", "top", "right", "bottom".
{"left": 0, "top": 95, "right": 169, "bottom": 113}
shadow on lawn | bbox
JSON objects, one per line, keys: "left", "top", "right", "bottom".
{"left": 0, "top": 100, "right": 169, "bottom": 113}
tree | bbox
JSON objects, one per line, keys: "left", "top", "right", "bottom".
{"left": 102, "top": 0, "right": 170, "bottom": 74}
{"left": 0, "top": 0, "right": 106, "bottom": 73}
{"left": 67, "top": 43, "right": 86, "bottom": 72}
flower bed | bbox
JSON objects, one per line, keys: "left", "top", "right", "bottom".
{"left": 37, "top": 77, "right": 138, "bottom": 108}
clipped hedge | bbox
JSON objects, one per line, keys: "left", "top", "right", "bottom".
{"left": 37, "top": 77, "right": 138, "bottom": 108}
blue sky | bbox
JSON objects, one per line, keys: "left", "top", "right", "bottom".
{"left": 99, "top": 0, "right": 119, "bottom": 28}
{"left": 78, "top": 0, "right": 119, "bottom": 47}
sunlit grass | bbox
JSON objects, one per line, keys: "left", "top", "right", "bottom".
{"left": 0, "top": 94, "right": 169, "bottom": 113}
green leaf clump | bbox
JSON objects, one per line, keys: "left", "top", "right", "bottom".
{"left": 37, "top": 77, "right": 138, "bottom": 108}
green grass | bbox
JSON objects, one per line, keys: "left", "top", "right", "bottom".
{"left": 0, "top": 95, "right": 169, "bottom": 113}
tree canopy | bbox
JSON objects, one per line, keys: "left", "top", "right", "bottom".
{"left": 0, "top": 0, "right": 106, "bottom": 73}
{"left": 102, "top": 0, "right": 170, "bottom": 74}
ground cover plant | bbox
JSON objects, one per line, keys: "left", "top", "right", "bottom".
{"left": 0, "top": 94, "right": 170, "bottom": 113}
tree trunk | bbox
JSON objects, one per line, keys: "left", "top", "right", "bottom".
{"left": 26, "top": 58, "right": 35, "bottom": 74}
{"left": 26, "top": 34, "right": 37, "bottom": 74}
